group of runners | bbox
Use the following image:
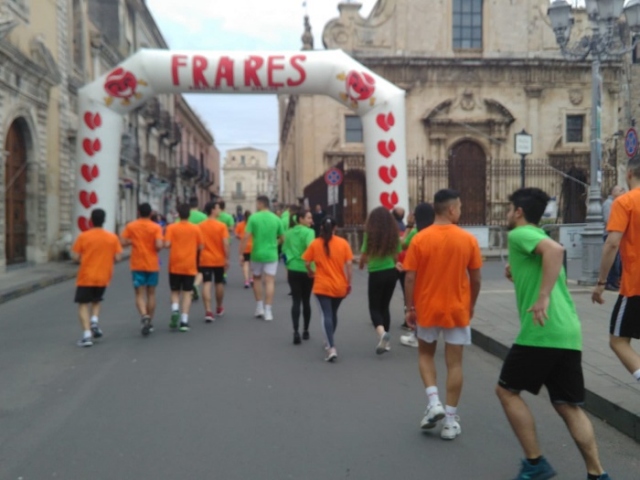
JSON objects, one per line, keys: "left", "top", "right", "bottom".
{"left": 70, "top": 154, "right": 640, "bottom": 480}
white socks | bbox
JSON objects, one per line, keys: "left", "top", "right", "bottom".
{"left": 257, "top": 300, "right": 264, "bottom": 310}
{"left": 445, "top": 405, "right": 458, "bottom": 425}
{"left": 633, "top": 369, "right": 640, "bottom": 382}
{"left": 181, "top": 313, "right": 188, "bottom": 324}
{"left": 90, "top": 315, "right": 98, "bottom": 324}
{"left": 83, "top": 329, "right": 92, "bottom": 339}
{"left": 425, "top": 386, "right": 441, "bottom": 406}
{"left": 171, "top": 303, "right": 179, "bottom": 312}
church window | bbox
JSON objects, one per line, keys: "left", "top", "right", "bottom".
{"left": 453, "top": 0, "right": 483, "bottom": 50}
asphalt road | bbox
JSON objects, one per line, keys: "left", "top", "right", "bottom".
{"left": 0, "top": 249, "right": 638, "bottom": 480}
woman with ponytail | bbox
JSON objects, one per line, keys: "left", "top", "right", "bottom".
{"left": 302, "top": 216, "right": 353, "bottom": 362}
{"left": 235, "top": 210, "right": 253, "bottom": 289}
{"left": 282, "top": 209, "right": 315, "bottom": 344}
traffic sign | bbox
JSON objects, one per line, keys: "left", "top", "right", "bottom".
{"left": 514, "top": 129, "right": 533, "bottom": 155}
{"left": 324, "top": 167, "right": 343, "bottom": 186}
{"left": 625, "top": 127, "right": 638, "bottom": 158}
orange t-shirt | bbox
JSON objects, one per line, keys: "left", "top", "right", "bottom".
{"left": 121, "top": 218, "right": 163, "bottom": 272}
{"left": 165, "top": 221, "right": 204, "bottom": 276}
{"left": 199, "top": 219, "right": 229, "bottom": 267}
{"left": 302, "top": 236, "right": 353, "bottom": 298}
{"left": 73, "top": 228, "right": 123, "bottom": 286}
{"left": 235, "top": 221, "right": 253, "bottom": 254}
{"left": 403, "top": 224, "right": 482, "bottom": 328}
{"left": 607, "top": 187, "right": 640, "bottom": 297}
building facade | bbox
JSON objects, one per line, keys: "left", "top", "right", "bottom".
{"left": 279, "top": 0, "right": 623, "bottom": 225}
{"left": 223, "top": 147, "right": 273, "bottom": 217}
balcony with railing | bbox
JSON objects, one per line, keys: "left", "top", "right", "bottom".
{"left": 179, "top": 154, "right": 200, "bottom": 179}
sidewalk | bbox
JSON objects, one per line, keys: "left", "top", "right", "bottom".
{"left": 472, "top": 275, "right": 640, "bottom": 443}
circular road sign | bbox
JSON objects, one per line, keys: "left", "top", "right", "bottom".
{"left": 625, "top": 127, "right": 638, "bottom": 158}
{"left": 325, "top": 167, "right": 343, "bottom": 186}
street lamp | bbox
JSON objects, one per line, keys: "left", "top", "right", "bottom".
{"left": 547, "top": 0, "right": 640, "bottom": 285}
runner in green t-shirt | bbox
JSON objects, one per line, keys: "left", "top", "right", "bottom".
{"left": 239, "top": 196, "right": 285, "bottom": 321}
{"left": 217, "top": 200, "right": 235, "bottom": 231}
{"left": 282, "top": 209, "right": 315, "bottom": 344}
{"left": 359, "top": 207, "right": 402, "bottom": 355}
{"left": 497, "top": 188, "right": 609, "bottom": 480}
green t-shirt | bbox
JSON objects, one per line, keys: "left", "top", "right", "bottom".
{"left": 281, "top": 211, "right": 290, "bottom": 231}
{"left": 218, "top": 211, "right": 235, "bottom": 229}
{"left": 361, "top": 233, "right": 401, "bottom": 272}
{"left": 508, "top": 225, "right": 582, "bottom": 351}
{"left": 176, "top": 209, "right": 207, "bottom": 225}
{"left": 246, "top": 210, "right": 285, "bottom": 263}
{"left": 282, "top": 224, "right": 315, "bottom": 272}
{"left": 403, "top": 228, "right": 418, "bottom": 249}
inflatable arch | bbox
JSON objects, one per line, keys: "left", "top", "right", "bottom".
{"left": 74, "top": 49, "right": 407, "bottom": 236}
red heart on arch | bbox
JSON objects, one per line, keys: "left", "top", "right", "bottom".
{"left": 79, "top": 190, "right": 99, "bottom": 209}
{"left": 93, "top": 139, "right": 101, "bottom": 153}
{"left": 376, "top": 112, "right": 396, "bottom": 132}
{"left": 93, "top": 113, "right": 102, "bottom": 128}
{"left": 89, "top": 191, "right": 98, "bottom": 204}
{"left": 83, "top": 138, "right": 94, "bottom": 156}
{"left": 81, "top": 164, "right": 92, "bottom": 182}
{"left": 377, "top": 140, "right": 397, "bottom": 158}
{"left": 378, "top": 165, "right": 398, "bottom": 185}
{"left": 380, "top": 191, "right": 399, "bottom": 210}
{"left": 77, "top": 216, "right": 93, "bottom": 232}
{"left": 91, "top": 165, "right": 99, "bottom": 179}
{"left": 84, "top": 112, "right": 95, "bottom": 130}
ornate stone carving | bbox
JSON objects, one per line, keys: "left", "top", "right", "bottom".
{"left": 30, "top": 35, "right": 61, "bottom": 85}
{"left": 301, "top": 15, "right": 314, "bottom": 51}
{"left": 0, "top": 4, "right": 18, "bottom": 40}
{"left": 460, "top": 90, "right": 476, "bottom": 111}
{"left": 569, "top": 88, "right": 583, "bottom": 105}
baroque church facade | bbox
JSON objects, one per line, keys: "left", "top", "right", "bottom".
{"left": 278, "top": 0, "right": 623, "bottom": 226}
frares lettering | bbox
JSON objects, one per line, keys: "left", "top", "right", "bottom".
{"left": 171, "top": 54, "right": 307, "bottom": 90}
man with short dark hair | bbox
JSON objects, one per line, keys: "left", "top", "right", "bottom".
{"left": 164, "top": 204, "right": 204, "bottom": 332}
{"left": 593, "top": 154, "right": 640, "bottom": 388}
{"left": 121, "top": 203, "right": 164, "bottom": 335}
{"left": 71, "top": 209, "right": 123, "bottom": 347}
{"left": 240, "top": 195, "right": 285, "bottom": 321}
{"left": 217, "top": 199, "right": 235, "bottom": 231}
{"left": 312, "top": 204, "right": 325, "bottom": 237}
{"left": 403, "top": 189, "right": 482, "bottom": 440}
{"left": 500, "top": 188, "right": 609, "bottom": 480}
{"left": 199, "top": 201, "right": 230, "bottom": 321}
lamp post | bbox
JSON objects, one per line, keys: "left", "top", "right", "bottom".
{"left": 547, "top": 0, "right": 640, "bottom": 285}
{"left": 515, "top": 129, "right": 533, "bottom": 188}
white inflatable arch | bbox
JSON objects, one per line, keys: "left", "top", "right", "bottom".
{"left": 74, "top": 49, "right": 407, "bottom": 235}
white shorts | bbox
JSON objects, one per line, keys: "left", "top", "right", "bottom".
{"left": 251, "top": 261, "right": 278, "bottom": 277}
{"left": 416, "top": 326, "right": 472, "bottom": 345}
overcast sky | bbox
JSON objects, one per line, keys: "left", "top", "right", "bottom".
{"left": 146, "top": 0, "right": 377, "bottom": 166}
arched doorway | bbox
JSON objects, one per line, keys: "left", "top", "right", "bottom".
{"left": 4, "top": 120, "right": 28, "bottom": 264}
{"left": 448, "top": 140, "right": 487, "bottom": 225}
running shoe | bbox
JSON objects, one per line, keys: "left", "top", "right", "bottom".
{"left": 589, "top": 474, "right": 611, "bottom": 480}
{"left": 400, "top": 332, "right": 419, "bottom": 348}
{"left": 90, "top": 323, "right": 103, "bottom": 339}
{"left": 77, "top": 337, "right": 93, "bottom": 347}
{"left": 264, "top": 308, "right": 273, "bottom": 321}
{"left": 293, "top": 331, "right": 301, "bottom": 345}
{"left": 179, "top": 322, "right": 190, "bottom": 332}
{"left": 302, "top": 331, "right": 310, "bottom": 340}
{"left": 244, "top": 282, "right": 250, "bottom": 289}
{"left": 192, "top": 286, "right": 200, "bottom": 301}
{"left": 204, "top": 311, "right": 215, "bottom": 323}
{"left": 325, "top": 349, "right": 338, "bottom": 362}
{"left": 420, "top": 403, "right": 445, "bottom": 429}
{"left": 511, "top": 457, "right": 556, "bottom": 480}
{"left": 255, "top": 304, "right": 265, "bottom": 318}
{"left": 170, "top": 311, "right": 180, "bottom": 329}
{"left": 376, "top": 332, "right": 391, "bottom": 355}
{"left": 216, "top": 307, "right": 225, "bottom": 317}
{"left": 141, "top": 315, "right": 153, "bottom": 336}
{"left": 440, "top": 416, "right": 461, "bottom": 440}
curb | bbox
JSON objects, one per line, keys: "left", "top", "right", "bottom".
{"left": 471, "top": 327, "right": 640, "bottom": 443}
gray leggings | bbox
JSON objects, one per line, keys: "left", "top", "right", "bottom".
{"left": 315, "top": 295, "right": 344, "bottom": 348}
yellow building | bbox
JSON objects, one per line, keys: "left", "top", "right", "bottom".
{"left": 279, "top": 0, "right": 621, "bottom": 226}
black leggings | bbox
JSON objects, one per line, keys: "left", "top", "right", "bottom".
{"left": 288, "top": 270, "right": 313, "bottom": 332}
{"left": 368, "top": 268, "right": 398, "bottom": 332}
{"left": 316, "top": 295, "right": 344, "bottom": 348}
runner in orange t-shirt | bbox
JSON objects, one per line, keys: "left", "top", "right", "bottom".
{"left": 199, "top": 201, "right": 230, "bottom": 321}
{"left": 121, "top": 203, "right": 164, "bottom": 336}
{"left": 164, "top": 203, "right": 204, "bottom": 332}
{"left": 593, "top": 154, "right": 640, "bottom": 385}
{"left": 403, "top": 189, "right": 482, "bottom": 440}
{"left": 235, "top": 210, "right": 253, "bottom": 288}
{"left": 302, "top": 216, "right": 353, "bottom": 362}
{"left": 72, "top": 208, "right": 123, "bottom": 347}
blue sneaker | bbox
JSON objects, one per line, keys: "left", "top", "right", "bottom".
{"left": 513, "top": 457, "right": 556, "bottom": 480}
{"left": 590, "top": 474, "right": 611, "bottom": 480}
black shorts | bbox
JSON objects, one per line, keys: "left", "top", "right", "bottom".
{"left": 169, "top": 274, "right": 196, "bottom": 292}
{"left": 243, "top": 253, "right": 251, "bottom": 262}
{"left": 200, "top": 267, "right": 225, "bottom": 284}
{"left": 498, "top": 345, "right": 585, "bottom": 405}
{"left": 74, "top": 286, "right": 106, "bottom": 304}
{"left": 610, "top": 295, "right": 640, "bottom": 339}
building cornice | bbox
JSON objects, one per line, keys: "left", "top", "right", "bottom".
{"left": 176, "top": 94, "right": 214, "bottom": 144}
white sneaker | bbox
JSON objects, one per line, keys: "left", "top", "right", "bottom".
{"left": 420, "top": 403, "right": 445, "bottom": 429}
{"left": 400, "top": 332, "right": 419, "bottom": 348}
{"left": 255, "top": 304, "right": 265, "bottom": 318}
{"left": 440, "top": 417, "right": 461, "bottom": 440}
{"left": 376, "top": 332, "right": 391, "bottom": 355}
{"left": 264, "top": 308, "right": 273, "bottom": 322}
